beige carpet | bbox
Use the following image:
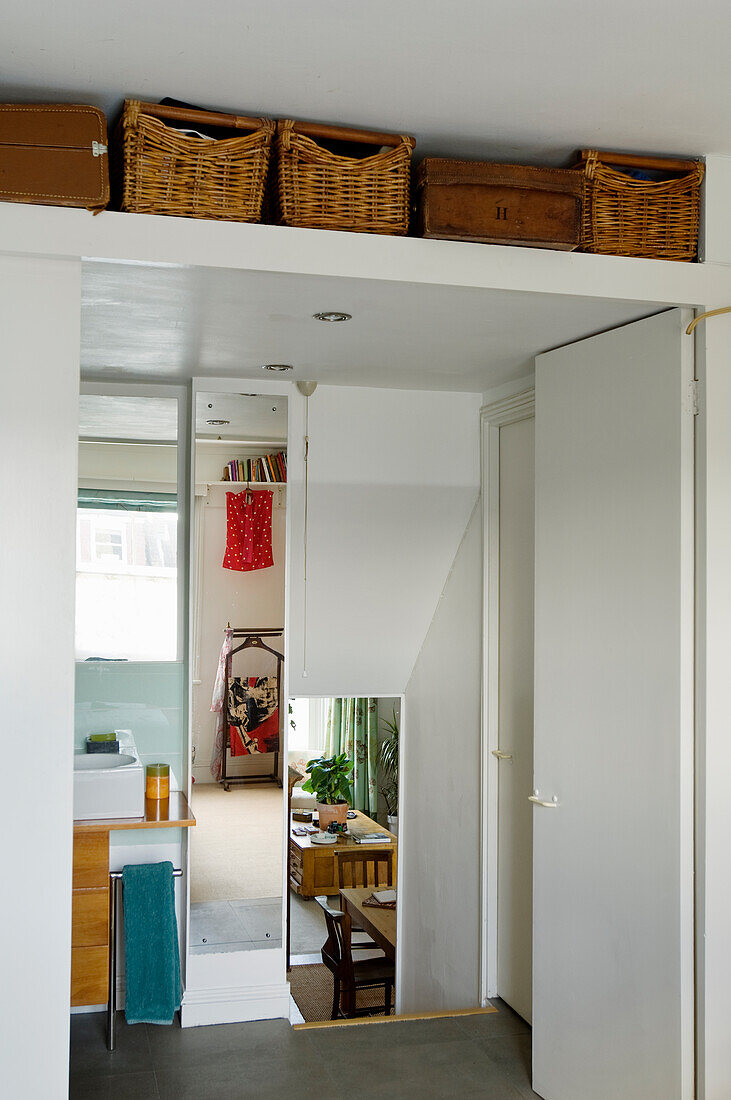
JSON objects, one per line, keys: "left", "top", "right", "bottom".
{"left": 190, "top": 782, "right": 284, "bottom": 903}
{"left": 289, "top": 963, "right": 395, "bottom": 1023}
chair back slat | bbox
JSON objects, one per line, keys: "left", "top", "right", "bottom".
{"left": 335, "top": 849, "right": 394, "bottom": 889}
{"left": 315, "top": 896, "right": 355, "bottom": 985}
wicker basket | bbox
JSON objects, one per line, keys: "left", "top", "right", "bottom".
{"left": 276, "top": 119, "right": 415, "bottom": 235}
{"left": 577, "top": 149, "right": 704, "bottom": 261}
{"left": 118, "top": 100, "right": 275, "bottom": 221}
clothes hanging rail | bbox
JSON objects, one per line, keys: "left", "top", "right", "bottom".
{"left": 221, "top": 627, "right": 284, "bottom": 791}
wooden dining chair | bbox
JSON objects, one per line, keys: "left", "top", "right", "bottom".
{"left": 335, "top": 849, "right": 394, "bottom": 889}
{"left": 315, "top": 896, "right": 394, "bottom": 1019}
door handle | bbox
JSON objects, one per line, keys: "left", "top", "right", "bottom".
{"left": 528, "top": 791, "right": 558, "bottom": 808}
{"left": 491, "top": 750, "right": 513, "bottom": 761}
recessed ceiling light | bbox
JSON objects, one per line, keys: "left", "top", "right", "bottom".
{"left": 313, "top": 311, "right": 352, "bottom": 323}
{"left": 261, "top": 363, "right": 293, "bottom": 372}
{"left": 206, "top": 419, "right": 230, "bottom": 425}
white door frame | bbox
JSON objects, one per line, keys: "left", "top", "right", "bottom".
{"left": 479, "top": 385, "right": 536, "bottom": 1004}
{"left": 182, "top": 376, "right": 294, "bottom": 1027}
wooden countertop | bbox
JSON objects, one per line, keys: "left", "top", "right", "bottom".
{"left": 74, "top": 791, "right": 196, "bottom": 832}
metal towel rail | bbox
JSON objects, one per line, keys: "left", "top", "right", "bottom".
{"left": 107, "top": 868, "right": 183, "bottom": 1051}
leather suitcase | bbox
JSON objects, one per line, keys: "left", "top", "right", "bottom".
{"left": 416, "top": 158, "right": 582, "bottom": 250}
{"left": 0, "top": 104, "right": 109, "bottom": 213}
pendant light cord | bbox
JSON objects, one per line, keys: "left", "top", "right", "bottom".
{"left": 302, "top": 395, "right": 310, "bottom": 677}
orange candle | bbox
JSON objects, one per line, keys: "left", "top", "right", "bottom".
{"left": 145, "top": 763, "right": 170, "bottom": 800}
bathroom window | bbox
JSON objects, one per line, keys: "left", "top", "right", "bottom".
{"left": 75, "top": 490, "right": 178, "bottom": 661}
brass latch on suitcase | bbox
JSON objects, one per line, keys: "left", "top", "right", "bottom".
{"left": 92, "top": 141, "right": 107, "bottom": 157}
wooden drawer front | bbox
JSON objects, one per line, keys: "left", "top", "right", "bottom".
{"left": 71, "top": 946, "right": 108, "bottom": 1007}
{"left": 73, "top": 830, "right": 108, "bottom": 889}
{"left": 289, "top": 843, "right": 303, "bottom": 872}
{"left": 72, "top": 888, "right": 109, "bottom": 947}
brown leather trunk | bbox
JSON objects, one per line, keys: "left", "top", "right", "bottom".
{"left": 0, "top": 104, "right": 109, "bottom": 213}
{"left": 416, "top": 158, "right": 582, "bottom": 250}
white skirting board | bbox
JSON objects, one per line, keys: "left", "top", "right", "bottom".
{"left": 180, "top": 983, "right": 291, "bottom": 1028}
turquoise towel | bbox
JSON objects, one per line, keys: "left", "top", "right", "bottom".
{"left": 122, "top": 861, "right": 181, "bottom": 1026}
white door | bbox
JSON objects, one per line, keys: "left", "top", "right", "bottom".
{"left": 497, "top": 416, "right": 535, "bottom": 1024}
{"left": 532, "top": 309, "right": 694, "bottom": 1100}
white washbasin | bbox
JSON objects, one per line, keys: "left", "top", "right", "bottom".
{"left": 74, "top": 753, "right": 137, "bottom": 770}
{"left": 73, "top": 732, "right": 145, "bottom": 820}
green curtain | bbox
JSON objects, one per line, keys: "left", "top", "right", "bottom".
{"left": 325, "top": 698, "right": 378, "bottom": 815}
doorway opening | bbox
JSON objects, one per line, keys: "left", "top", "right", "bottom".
{"left": 188, "top": 390, "right": 288, "bottom": 956}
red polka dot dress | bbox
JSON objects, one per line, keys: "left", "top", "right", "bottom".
{"left": 223, "top": 490, "right": 274, "bottom": 572}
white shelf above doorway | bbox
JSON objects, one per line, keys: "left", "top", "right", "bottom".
{"left": 2, "top": 202, "right": 725, "bottom": 394}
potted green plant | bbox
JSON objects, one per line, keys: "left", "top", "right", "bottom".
{"left": 302, "top": 751, "right": 353, "bottom": 829}
{"left": 378, "top": 708, "right": 399, "bottom": 836}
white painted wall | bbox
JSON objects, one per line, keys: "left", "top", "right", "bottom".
{"left": 0, "top": 254, "right": 80, "bottom": 1099}
{"left": 287, "top": 384, "right": 482, "bottom": 696}
{"left": 399, "top": 502, "right": 483, "bottom": 1012}
{"left": 78, "top": 440, "right": 177, "bottom": 487}
{"left": 694, "top": 155, "right": 731, "bottom": 1100}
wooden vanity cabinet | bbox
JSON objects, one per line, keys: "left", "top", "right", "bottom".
{"left": 70, "top": 794, "right": 195, "bottom": 1008}
{"left": 71, "top": 829, "right": 109, "bottom": 1006}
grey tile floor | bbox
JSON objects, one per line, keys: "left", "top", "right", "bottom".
{"left": 70, "top": 1001, "right": 539, "bottom": 1098}
{"left": 189, "top": 898, "right": 282, "bottom": 954}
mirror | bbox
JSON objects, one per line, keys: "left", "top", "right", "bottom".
{"left": 189, "top": 391, "right": 288, "bottom": 956}
{"left": 74, "top": 387, "right": 187, "bottom": 801}
{"left": 287, "top": 696, "right": 401, "bottom": 1022}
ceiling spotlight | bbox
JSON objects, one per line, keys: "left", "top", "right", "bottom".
{"left": 313, "top": 311, "right": 352, "bottom": 323}
{"left": 206, "top": 418, "right": 230, "bottom": 425}
{"left": 261, "top": 363, "right": 293, "bottom": 372}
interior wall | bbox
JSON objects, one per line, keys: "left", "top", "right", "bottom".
{"left": 696, "top": 154, "right": 731, "bottom": 1100}
{"left": 286, "top": 384, "right": 482, "bottom": 697}
{"left": 75, "top": 661, "right": 187, "bottom": 787}
{"left": 400, "top": 501, "right": 483, "bottom": 1012}
{"left": 78, "top": 440, "right": 177, "bottom": 487}
{"left": 0, "top": 254, "right": 80, "bottom": 1099}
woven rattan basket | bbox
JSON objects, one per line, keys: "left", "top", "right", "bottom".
{"left": 276, "top": 119, "right": 415, "bottom": 235}
{"left": 118, "top": 100, "right": 275, "bottom": 221}
{"left": 577, "top": 149, "right": 704, "bottom": 261}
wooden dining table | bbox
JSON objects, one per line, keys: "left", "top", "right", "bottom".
{"left": 340, "top": 887, "right": 397, "bottom": 962}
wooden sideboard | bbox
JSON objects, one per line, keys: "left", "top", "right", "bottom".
{"left": 289, "top": 810, "right": 397, "bottom": 898}
{"left": 71, "top": 793, "right": 195, "bottom": 1008}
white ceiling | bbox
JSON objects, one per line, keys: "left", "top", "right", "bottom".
{"left": 81, "top": 260, "right": 661, "bottom": 391}
{"left": 3, "top": 1, "right": 729, "bottom": 164}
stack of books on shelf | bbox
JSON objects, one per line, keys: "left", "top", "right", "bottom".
{"left": 222, "top": 451, "right": 287, "bottom": 484}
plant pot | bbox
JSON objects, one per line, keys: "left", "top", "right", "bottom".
{"left": 316, "top": 800, "right": 349, "bottom": 829}
{"left": 387, "top": 814, "right": 399, "bottom": 837}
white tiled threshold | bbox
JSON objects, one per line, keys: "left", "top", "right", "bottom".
{"left": 189, "top": 897, "right": 282, "bottom": 954}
